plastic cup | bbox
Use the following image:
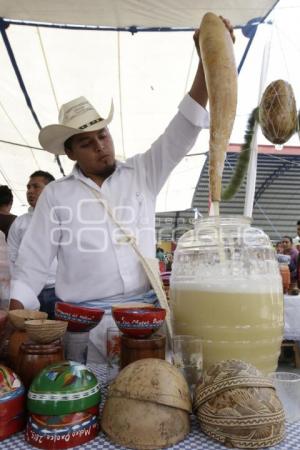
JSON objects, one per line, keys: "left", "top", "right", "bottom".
{"left": 269, "top": 371, "right": 300, "bottom": 422}
{"left": 172, "top": 334, "right": 203, "bottom": 391}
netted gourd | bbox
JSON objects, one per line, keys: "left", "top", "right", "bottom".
{"left": 259, "top": 79, "right": 297, "bottom": 144}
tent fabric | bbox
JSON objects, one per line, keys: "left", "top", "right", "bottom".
{"left": 0, "top": 0, "right": 297, "bottom": 216}
{"left": 0, "top": 1, "right": 278, "bottom": 28}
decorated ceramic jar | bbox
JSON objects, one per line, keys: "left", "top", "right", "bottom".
{"left": 26, "top": 406, "right": 100, "bottom": 449}
{"left": 27, "top": 361, "right": 101, "bottom": 415}
{"left": 112, "top": 307, "right": 166, "bottom": 338}
{"left": 0, "top": 364, "right": 26, "bottom": 441}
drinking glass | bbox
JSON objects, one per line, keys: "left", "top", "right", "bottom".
{"left": 0, "top": 280, "right": 10, "bottom": 311}
{"left": 107, "top": 327, "right": 121, "bottom": 383}
{"left": 269, "top": 371, "right": 300, "bottom": 422}
{"left": 172, "top": 335, "right": 203, "bottom": 391}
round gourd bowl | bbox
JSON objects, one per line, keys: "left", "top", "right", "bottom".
{"left": 109, "top": 358, "right": 191, "bottom": 412}
{"left": 193, "top": 359, "right": 285, "bottom": 448}
{"left": 26, "top": 406, "right": 100, "bottom": 449}
{"left": 24, "top": 319, "right": 67, "bottom": 344}
{"left": 27, "top": 361, "right": 101, "bottom": 415}
{"left": 112, "top": 307, "right": 166, "bottom": 338}
{"left": 0, "top": 364, "right": 26, "bottom": 440}
{"left": 101, "top": 359, "right": 191, "bottom": 449}
{"left": 55, "top": 302, "right": 105, "bottom": 332}
{"left": 8, "top": 309, "right": 48, "bottom": 331}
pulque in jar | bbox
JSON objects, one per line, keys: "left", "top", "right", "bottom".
{"left": 170, "top": 216, "right": 283, "bottom": 374}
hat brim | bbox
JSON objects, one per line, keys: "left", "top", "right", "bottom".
{"left": 38, "top": 102, "right": 114, "bottom": 155}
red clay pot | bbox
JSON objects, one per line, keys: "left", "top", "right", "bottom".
{"left": 55, "top": 302, "right": 104, "bottom": 332}
{"left": 112, "top": 307, "right": 166, "bottom": 338}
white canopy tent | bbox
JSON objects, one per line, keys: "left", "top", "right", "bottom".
{"left": 0, "top": 0, "right": 298, "bottom": 215}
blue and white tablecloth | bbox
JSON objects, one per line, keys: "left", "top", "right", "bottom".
{"left": 1, "top": 364, "right": 299, "bottom": 450}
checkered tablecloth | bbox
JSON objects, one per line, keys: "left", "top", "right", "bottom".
{"left": 1, "top": 364, "right": 299, "bottom": 450}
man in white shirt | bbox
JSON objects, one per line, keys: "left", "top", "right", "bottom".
{"left": 8, "top": 171, "right": 58, "bottom": 318}
{"left": 10, "top": 19, "right": 235, "bottom": 361}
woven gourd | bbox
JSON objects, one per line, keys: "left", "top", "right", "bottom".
{"left": 24, "top": 319, "right": 67, "bottom": 344}
{"left": 8, "top": 309, "right": 48, "bottom": 331}
{"left": 259, "top": 79, "right": 297, "bottom": 145}
{"left": 193, "top": 359, "right": 285, "bottom": 449}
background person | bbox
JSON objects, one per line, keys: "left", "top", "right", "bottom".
{"left": 0, "top": 185, "right": 17, "bottom": 239}
{"left": 282, "top": 235, "right": 298, "bottom": 289}
{"left": 8, "top": 170, "right": 58, "bottom": 318}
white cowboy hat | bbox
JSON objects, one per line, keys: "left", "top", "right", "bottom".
{"left": 38, "top": 96, "right": 114, "bottom": 155}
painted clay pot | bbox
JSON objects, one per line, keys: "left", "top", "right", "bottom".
{"left": 0, "top": 364, "right": 26, "bottom": 440}
{"left": 27, "top": 361, "right": 101, "bottom": 415}
{"left": 55, "top": 302, "right": 104, "bottom": 332}
{"left": 112, "top": 307, "right": 166, "bottom": 338}
{"left": 18, "top": 340, "right": 65, "bottom": 389}
{"left": 26, "top": 406, "right": 99, "bottom": 449}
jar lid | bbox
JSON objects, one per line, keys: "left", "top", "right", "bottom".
{"left": 27, "top": 361, "right": 101, "bottom": 415}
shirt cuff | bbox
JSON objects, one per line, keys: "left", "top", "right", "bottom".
{"left": 178, "top": 94, "right": 209, "bottom": 128}
{"left": 10, "top": 279, "right": 40, "bottom": 310}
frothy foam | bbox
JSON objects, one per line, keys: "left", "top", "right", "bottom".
{"left": 171, "top": 276, "right": 282, "bottom": 294}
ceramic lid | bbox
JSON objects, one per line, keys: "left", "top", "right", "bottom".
{"left": 27, "top": 361, "right": 101, "bottom": 415}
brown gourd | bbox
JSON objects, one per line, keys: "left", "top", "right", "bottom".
{"left": 199, "top": 13, "right": 237, "bottom": 205}
{"left": 259, "top": 79, "right": 297, "bottom": 144}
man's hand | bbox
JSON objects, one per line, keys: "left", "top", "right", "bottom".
{"left": 9, "top": 299, "right": 24, "bottom": 310}
{"left": 193, "top": 16, "right": 235, "bottom": 58}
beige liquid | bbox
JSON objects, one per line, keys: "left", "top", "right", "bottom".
{"left": 170, "top": 287, "right": 284, "bottom": 374}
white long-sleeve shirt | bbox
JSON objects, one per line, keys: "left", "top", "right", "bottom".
{"left": 0, "top": 230, "right": 10, "bottom": 307}
{"left": 10, "top": 94, "right": 209, "bottom": 310}
{"left": 7, "top": 208, "right": 57, "bottom": 289}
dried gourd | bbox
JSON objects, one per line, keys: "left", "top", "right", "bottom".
{"left": 199, "top": 13, "right": 237, "bottom": 203}
{"left": 194, "top": 359, "right": 285, "bottom": 449}
{"left": 259, "top": 79, "right": 297, "bottom": 144}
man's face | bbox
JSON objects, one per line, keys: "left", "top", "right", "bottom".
{"left": 65, "top": 128, "right": 116, "bottom": 180}
{"left": 26, "top": 176, "right": 48, "bottom": 208}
